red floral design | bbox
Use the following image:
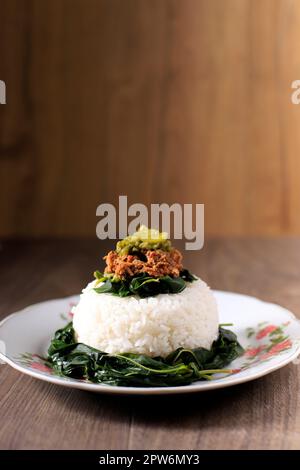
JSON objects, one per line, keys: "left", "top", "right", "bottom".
{"left": 244, "top": 345, "right": 265, "bottom": 358}
{"left": 241, "top": 321, "right": 294, "bottom": 370}
{"left": 256, "top": 325, "right": 278, "bottom": 340}
{"left": 30, "top": 362, "right": 52, "bottom": 373}
{"left": 260, "top": 339, "right": 292, "bottom": 360}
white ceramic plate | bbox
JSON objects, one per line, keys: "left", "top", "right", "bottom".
{"left": 1, "top": 291, "right": 300, "bottom": 395}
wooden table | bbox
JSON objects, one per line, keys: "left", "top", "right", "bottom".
{"left": 1, "top": 239, "right": 300, "bottom": 450}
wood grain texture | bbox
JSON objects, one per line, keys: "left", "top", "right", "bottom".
{"left": 0, "top": 238, "right": 300, "bottom": 450}
{"left": 1, "top": 0, "right": 300, "bottom": 237}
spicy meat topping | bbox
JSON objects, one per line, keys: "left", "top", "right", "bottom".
{"left": 104, "top": 248, "right": 183, "bottom": 279}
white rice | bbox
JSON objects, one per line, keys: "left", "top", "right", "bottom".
{"left": 72, "top": 279, "right": 219, "bottom": 357}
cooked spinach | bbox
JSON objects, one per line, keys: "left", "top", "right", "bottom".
{"left": 47, "top": 323, "right": 243, "bottom": 387}
{"left": 93, "top": 270, "right": 196, "bottom": 298}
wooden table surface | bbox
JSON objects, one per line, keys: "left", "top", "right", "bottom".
{"left": 1, "top": 238, "right": 300, "bottom": 450}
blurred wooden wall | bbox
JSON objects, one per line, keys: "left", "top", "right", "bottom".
{"left": 1, "top": 0, "right": 300, "bottom": 238}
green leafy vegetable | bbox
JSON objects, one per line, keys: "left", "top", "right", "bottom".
{"left": 47, "top": 323, "right": 243, "bottom": 387}
{"left": 179, "top": 269, "right": 198, "bottom": 282}
{"left": 93, "top": 270, "right": 196, "bottom": 298}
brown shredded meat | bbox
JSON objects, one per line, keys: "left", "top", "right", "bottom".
{"left": 104, "top": 249, "right": 183, "bottom": 279}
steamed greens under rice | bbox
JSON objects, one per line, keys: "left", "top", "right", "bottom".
{"left": 47, "top": 322, "right": 243, "bottom": 387}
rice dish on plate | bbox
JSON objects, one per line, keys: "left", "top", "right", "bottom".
{"left": 47, "top": 227, "right": 243, "bottom": 387}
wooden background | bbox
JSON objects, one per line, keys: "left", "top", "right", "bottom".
{"left": 1, "top": 0, "right": 300, "bottom": 238}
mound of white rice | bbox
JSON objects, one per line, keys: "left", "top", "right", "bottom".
{"left": 72, "top": 279, "right": 219, "bottom": 357}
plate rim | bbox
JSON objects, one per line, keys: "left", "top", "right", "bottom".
{"left": 1, "top": 291, "right": 300, "bottom": 395}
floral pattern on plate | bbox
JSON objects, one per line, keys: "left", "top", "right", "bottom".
{"left": 17, "top": 353, "right": 53, "bottom": 374}
{"left": 240, "top": 321, "right": 294, "bottom": 369}
{"left": 17, "top": 303, "right": 76, "bottom": 375}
